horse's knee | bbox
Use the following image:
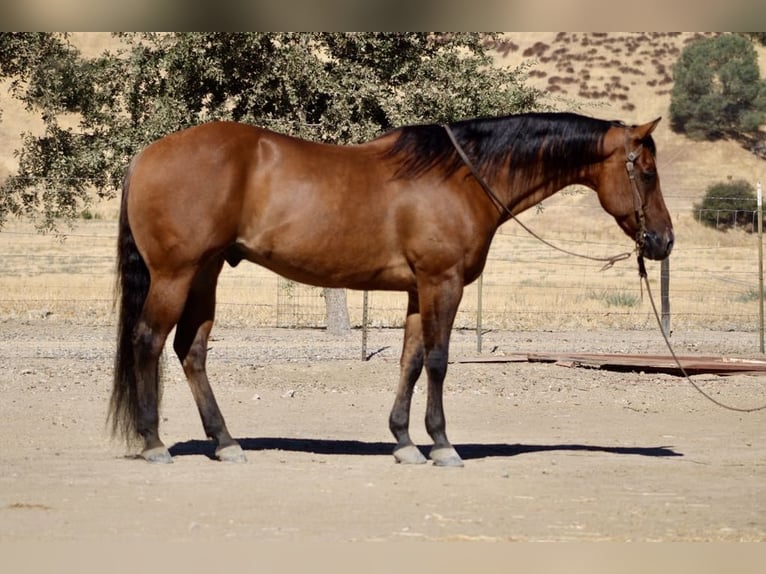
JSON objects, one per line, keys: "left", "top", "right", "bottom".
{"left": 425, "top": 348, "right": 448, "bottom": 382}
{"left": 401, "top": 351, "right": 424, "bottom": 383}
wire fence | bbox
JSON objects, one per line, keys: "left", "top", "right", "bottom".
{"left": 0, "top": 193, "right": 764, "bottom": 349}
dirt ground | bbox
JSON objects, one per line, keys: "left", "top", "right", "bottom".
{"left": 0, "top": 320, "right": 764, "bottom": 543}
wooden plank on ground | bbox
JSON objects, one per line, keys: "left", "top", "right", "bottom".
{"left": 454, "top": 352, "right": 766, "bottom": 376}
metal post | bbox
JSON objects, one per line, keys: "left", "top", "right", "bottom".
{"left": 661, "top": 258, "right": 670, "bottom": 337}
{"left": 758, "top": 182, "right": 764, "bottom": 354}
{"left": 362, "top": 290, "right": 369, "bottom": 361}
{"left": 476, "top": 274, "right": 483, "bottom": 353}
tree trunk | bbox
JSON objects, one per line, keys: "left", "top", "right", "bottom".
{"left": 324, "top": 288, "right": 351, "bottom": 336}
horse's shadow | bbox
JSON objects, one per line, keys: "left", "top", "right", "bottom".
{"left": 169, "top": 437, "right": 682, "bottom": 461}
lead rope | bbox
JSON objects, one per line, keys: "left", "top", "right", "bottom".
{"left": 445, "top": 124, "right": 766, "bottom": 413}
{"left": 639, "top": 259, "right": 766, "bottom": 413}
{"left": 628, "top": 132, "right": 766, "bottom": 412}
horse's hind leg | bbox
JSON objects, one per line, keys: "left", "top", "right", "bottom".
{"left": 173, "top": 257, "right": 245, "bottom": 463}
{"left": 389, "top": 292, "right": 427, "bottom": 464}
{"left": 134, "top": 274, "right": 193, "bottom": 463}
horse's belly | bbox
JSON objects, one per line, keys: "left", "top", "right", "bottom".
{"left": 233, "top": 238, "right": 415, "bottom": 291}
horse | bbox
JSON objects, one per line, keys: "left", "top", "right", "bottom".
{"left": 110, "top": 112, "right": 674, "bottom": 466}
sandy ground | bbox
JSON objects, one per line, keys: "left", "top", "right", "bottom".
{"left": 0, "top": 321, "right": 764, "bottom": 543}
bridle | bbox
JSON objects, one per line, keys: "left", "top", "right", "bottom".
{"left": 624, "top": 132, "right": 648, "bottom": 266}
{"left": 442, "top": 124, "right": 641, "bottom": 270}
{"left": 445, "top": 123, "right": 766, "bottom": 413}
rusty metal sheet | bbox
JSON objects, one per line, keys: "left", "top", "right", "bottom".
{"left": 455, "top": 352, "right": 766, "bottom": 376}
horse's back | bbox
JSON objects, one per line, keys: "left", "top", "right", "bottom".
{"left": 125, "top": 122, "right": 401, "bottom": 279}
{"left": 131, "top": 121, "right": 387, "bottom": 189}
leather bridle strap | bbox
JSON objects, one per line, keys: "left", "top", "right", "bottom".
{"left": 442, "top": 124, "right": 509, "bottom": 220}
{"left": 442, "top": 124, "right": 633, "bottom": 270}
{"left": 625, "top": 138, "right": 647, "bottom": 251}
{"left": 624, "top": 131, "right": 649, "bottom": 278}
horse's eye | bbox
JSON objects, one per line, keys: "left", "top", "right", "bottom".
{"left": 640, "top": 170, "right": 657, "bottom": 184}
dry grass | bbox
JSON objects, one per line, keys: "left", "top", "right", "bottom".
{"left": 499, "top": 33, "right": 766, "bottom": 214}
{"left": 0, "top": 204, "right": 761, "bottom": 334}
{"left": 1, "top": 33, "right": 764, "bottom": 335}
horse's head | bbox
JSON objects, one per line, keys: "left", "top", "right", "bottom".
{"left": 594, "top": 118, "right": 674, "bottom": 261}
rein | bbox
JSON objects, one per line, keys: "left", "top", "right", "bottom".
{"left": 623, "top": 132, "right": 765, "bottom": 412}
{"left": 442, "top": 124, "right": 632, "bottom": 270}
{"left": 444, "top": 124, "right": 766, "bottom": 413}
{"left": 640, "top": 272, "right": 766, "bottom": 412}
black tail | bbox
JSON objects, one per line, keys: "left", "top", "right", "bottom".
{"left": 109, "top": 165, "right": 152, "bottom": 444}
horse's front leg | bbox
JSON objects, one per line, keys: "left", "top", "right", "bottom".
{"left": 389, "top": 292, "right": 427, "bottom": 464}
{"left": 420, "top": 277, "right": 464, "bottom": 467}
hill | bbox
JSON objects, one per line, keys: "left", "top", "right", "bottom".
{"left": 1, "top": 32, "right": 764, "bottom": 218}
{"left": 494, "top": 32, "right": 766, "bottom": 214}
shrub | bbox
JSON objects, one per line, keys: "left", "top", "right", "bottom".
{"left": 693, "top": 179, "right": 757, "bottom": 231}
{"left": 670, "top": 34, "right": 766, "bottom": 141}
{"left": 589, "top": 290, "right": 640, "bottom": 308}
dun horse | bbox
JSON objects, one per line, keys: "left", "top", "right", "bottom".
{"left": 111, "top": 112, "right": 674, "bottom": 466}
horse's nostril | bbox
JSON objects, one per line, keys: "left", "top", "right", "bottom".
{"left": 641, "top": 230, "right": 674, "bottom": 260}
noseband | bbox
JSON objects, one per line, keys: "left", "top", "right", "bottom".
{"left": 624, "top": 129, "right": 649, "bottom": 276}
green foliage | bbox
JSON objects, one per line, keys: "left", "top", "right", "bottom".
{"left": 693, "top": 179, "right": 757, "bottom": 231}
{"left": 736, "top": 287, "right": 766, "bottom": 303}
{"left": 0, "top": 32, "right": 546, "bottom": 231}
{"left": 589, "top": 290, "right": 640, "bottom": 308}
{"left": 669, "top": 34, "right": 766, "bottom": 141}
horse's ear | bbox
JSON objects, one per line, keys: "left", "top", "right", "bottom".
{"left": 632, "top": 117, "right": 661, "bottom": 140}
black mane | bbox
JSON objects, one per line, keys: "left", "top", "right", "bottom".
{"left": 384, "top": 112, "right": 634, "bottom": 186}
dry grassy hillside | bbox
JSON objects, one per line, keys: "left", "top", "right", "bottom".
{"left": 495, "top": 32, "right": 766, "bottom": 214}
{"left": 1, "top": 32, "right": 764, "bottom": 214}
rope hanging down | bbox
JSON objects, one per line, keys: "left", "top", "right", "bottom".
{"left": 444, "top": 124, "right": 766, "bottom": 413}
{"left": 442, "top": 125, "right": 633, "bottom": 269}
{"left": 638, "top": 258, "right": 766, "bottom": 413}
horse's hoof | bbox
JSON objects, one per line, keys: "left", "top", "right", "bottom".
{"left": 216, "top": 444, "right": 247, "bottom": 463}
{"left": 430, "top": 446, "right": 464, "bottom": 467}
{"left": 393, "top": 444, "right": 427, "bottom": 464}
{"left": 141, "top": 446, "right": 173, "bottom": 464}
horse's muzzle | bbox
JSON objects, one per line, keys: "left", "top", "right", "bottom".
{"left": 641, "top": 229, "right": 674, "bottom": 260}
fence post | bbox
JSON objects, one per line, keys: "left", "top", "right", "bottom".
{"left": 361, "top": 290, "right": 369, "bottom": 360}
{"left": 758, "top": 182, "right": 764, "bottom": 354}
{"left": 476, "top": 274, "right": 483, "bottom": 353}
{"left": 661, "top": 258, "right": 670, "bottom": 337}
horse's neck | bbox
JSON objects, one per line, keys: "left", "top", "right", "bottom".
{"left": 502, "top": 165, "right": 589, "bottom": 217}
